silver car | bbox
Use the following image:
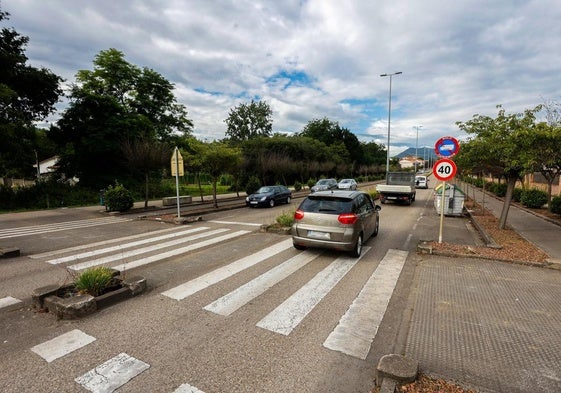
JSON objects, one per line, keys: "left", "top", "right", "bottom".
{"left": 310, "top": 178, "right": 338, "bottom": 193}
{"left": 291, "top": 190, "right": 381, "bottom": 257}
{"left": 337, "top": 178, "right": 357, "bottom": 190}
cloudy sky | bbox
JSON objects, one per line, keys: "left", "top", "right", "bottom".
{"left": 3, "top": 0, "right": 560, "bottom": 155}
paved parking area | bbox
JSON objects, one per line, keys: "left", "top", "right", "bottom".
{"left": 405, "top": 256, "right": 561, "bottom": 393}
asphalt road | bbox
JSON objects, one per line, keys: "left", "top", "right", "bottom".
{"left": 0, "top": 187, "right": 440, "bottom": 393}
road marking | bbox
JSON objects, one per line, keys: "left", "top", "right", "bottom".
{"left": 323, "top": 249, "right": 408, "bottom": 359}
{"left": 0, "top": 296, "right": 21, "bottom": 309}
{"left": 204, "top": 250, "right": 321, "bottom": 316}
{"left": 75, "top": 352, "right": 149, "bottom": 393}
{"left": 30, "top": 329, "right": 96, "bottom": 363}
{"left": 256, "top": 248, "right": 369, "bottom": 336}
{"left": 174, "top": 383, "right": 206, "bottom": 393}
{"left": 0, "top": 217, "right": 132, "bottom": 239}
{"left": 47, "top": 227, "right": 209, "bottom": 264}
{"left": 162, "top": 238, "right": 293, "bottom": 301}
{"left": 209, "top": 220, "right": 263, "bottom": 227}
{"left": 29, "top": 226, "right": 183, "bottom": 259}
{"left": 112, "top": 230, "right": 251, "bottom": 272}
{"left": 68, "top": 228, "right": 230, "bottom": 271}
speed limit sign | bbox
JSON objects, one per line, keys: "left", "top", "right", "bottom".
{"left": 433, "top": 158, "right": 457, "bottom": 181}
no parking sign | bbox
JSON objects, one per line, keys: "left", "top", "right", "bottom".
{"left": 434, "top": 136, "right": 460, "bottom": 158}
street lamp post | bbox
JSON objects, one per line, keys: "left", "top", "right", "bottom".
{"left": 380, "top": 71, "right": 402, "bottom": 179}
{"left": 414, "top": 125, "right": 423, "bottom": 173}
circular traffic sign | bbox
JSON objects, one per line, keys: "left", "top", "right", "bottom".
{"left": 434, "top": 136, "right": 460, "bottom": 158}
{"left": 433, "top": 158, "right": 457, "bottom": 181}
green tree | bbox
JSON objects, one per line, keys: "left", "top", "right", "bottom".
{"left": 224, "top": 99, "right": 273, "bottom": 143}
{"left": 201, "top": 142, "right": 242, "bottom": 208}
{"left": 0, "top": 9, "right": 63, "bottom": 179}
{"left": 181, "top": 137, "right": 207, "bottom": 202}
{"left": 122, "top": 136, "right": 171, "bottom": 208}
{"left": 522, "top": 122, "right": 561, "bottom": 210}
{"left": 456, "top": 105, "right": 540, "bottom": 229}
{"left": 299, "top": 117, "right": 363, "bottom": 166}
{"left": 49, "top": 48, "right": 193, "bottom": 190}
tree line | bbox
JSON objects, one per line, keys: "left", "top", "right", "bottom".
{"left": 455, "top": 103, "right": 561, "bottom": 227}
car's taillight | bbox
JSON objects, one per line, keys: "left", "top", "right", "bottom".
{"left": 294, "top": 210, "right": 305, "bottom": 220}
{"left": 338, "top": 213, "right": 358, "bottom": 225}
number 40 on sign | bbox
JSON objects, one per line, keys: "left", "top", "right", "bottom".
{"left": 433, "top": 158, "right": 457, "bottom": 181}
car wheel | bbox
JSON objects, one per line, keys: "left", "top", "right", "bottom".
{"left": 372, "top": 218, "right": 379, "bottom": 237}
{"left": 350, "top": 233, "right": 363, "bottom": 257}
{"left": 269, "top": 199, "right": 275, "bottom": 208}
{"left": 286, "top": 196, "right": 291, "bottom": 204}
{"left": 293, "top": 243, "right": 306, "bottom": 250}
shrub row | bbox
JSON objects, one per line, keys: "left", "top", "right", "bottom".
{"left": 462, "top": 177, "right": 556, "bottom": 211}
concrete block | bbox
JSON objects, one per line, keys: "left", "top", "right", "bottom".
{"left": 0, "top": 247, "right": 20, "bottom": 258}
{"left": 376, "top": 354, "right": 418, "bottom": 386}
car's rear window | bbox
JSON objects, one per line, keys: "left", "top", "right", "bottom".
{"left": 299, "top": 196, "right": 353, "bottom": 214}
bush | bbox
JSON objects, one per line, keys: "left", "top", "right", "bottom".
{"left": 520, "top": 189, "right": 548, "bottom": 209}
{"left": 550, "top": 196, "right": 561, "bottom": 215}
{"left": 276, "top": 210, "right": 295, "bottom": 227}
{"left": 307, "top": 178, "right": 316, "bottom": 189}
{"left": 493, "top": 183, "right": 507, "bottom": 197}
{"left": 104, "top": 181, "right": 134, "bottom": 212}
{"left": 75, "top": 266, "right": 115, "bottom": 296}
{"left": 245, "top": 176, "right": 261, "bottom": 195}
{"left": 293, "top": 181, "right": 302, "bottom": 192}
{"left": 368, "top": 190, "right": 380, "bottom": 200}
{"left": 512, "top": 188, "right": 523, "bottom": 203}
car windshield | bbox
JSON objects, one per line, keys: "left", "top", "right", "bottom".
{"left": 317, "top": 180, "right": 330, "bottom": 185}
{"left": 299, "top": 196, "right": 353, "bottom": 214}
{"left": 257, "top": 187, "right": 272, "bottom": 193}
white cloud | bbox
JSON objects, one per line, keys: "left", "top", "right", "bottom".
{"left": 4, "top": 0, "right": 560, "bottom": 148}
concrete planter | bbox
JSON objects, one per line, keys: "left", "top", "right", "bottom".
{"left": 32, "top": 275, "right": 146, "bottom": 320}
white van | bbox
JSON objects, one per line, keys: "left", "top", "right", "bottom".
{"left": 415, "top": 175, "right": 429, "bottom": 189}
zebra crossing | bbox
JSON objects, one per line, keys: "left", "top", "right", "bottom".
{"left": 0, "top": 216, "right": 133, "bottom": 239}
{"left": 19, "top": 223, "right": 408, "bottom": 392}
{"left": 29, "top": 226, "right": 250, "bottom": 272}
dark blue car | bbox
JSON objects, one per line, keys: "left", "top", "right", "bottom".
{"left": 246, "top": 185, "right": 292, "bottom": 208}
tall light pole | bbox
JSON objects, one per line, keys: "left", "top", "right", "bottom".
{"left": 414, "top": 125, "right": 423, "bottom": 173}
{"left": 380, "top": 71, "right": 402, "bottom": 179}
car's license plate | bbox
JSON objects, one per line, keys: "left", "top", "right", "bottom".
{"left": 250, "top": 201, "right": 258, "bottom": 204}
{"left": 387, "top": 196, "right": 397, "bottom": 200}
{"left": 307, "top": 230, "right": 330, "bottom": 240}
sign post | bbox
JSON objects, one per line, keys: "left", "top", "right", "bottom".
{"left": 433, "top": 137, "right": 459, "bottom": 243}
{"left": 171, "top": 147, "right": 184, "bottom": 218}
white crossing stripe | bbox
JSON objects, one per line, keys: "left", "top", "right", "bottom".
{"left": 30, "top": 329, "right": 96, "bottom": 363}
{"left": 208, "top": 220, "right": 263, "bottom": 227}
{"left": 174, "top": 383, "right": 206, "bottom": 393}
{"left": 30, "top": 226, "right": 181, "bottom": 259}
{"left": 67, "top": 228, "right": 230, "bottom": 271}
{"left": 323, "top": 249, "right": 408, "bottom": 359}
{"left": 0, "top": 296, "right": 21, "bottom": 309}
{"left": 204, "top": 250, "right": 321, "bottom": 316}
{"left": 111, "top": 230, "right": 251, "bottom": 272}
{"left": 162, "top": 238, "right": 293, "bottom": 301}
{"left": 0, "top": 217, "right": 132, "bottom": 239}
{"left": 75, "top": 352, "right": 149, "bottom": 393}
{"left": 256, "top": 248, "right": 370, "bottom": 336}
{"left": 47, "top": 227, "right": 209, "bottom": 264}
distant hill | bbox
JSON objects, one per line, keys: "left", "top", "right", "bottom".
{"left": 394, "top": 147, "right": 438, "bottom": 160}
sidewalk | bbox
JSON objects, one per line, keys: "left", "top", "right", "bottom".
{"left": 402, "top": 181, "right": 561, "bottom": 392}
{"left": 456, "top": 180, "right": 561, "bottom": 262}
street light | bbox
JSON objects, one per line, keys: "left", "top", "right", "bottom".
{"left": 380, "top": 71, "right": 402, "bottom": 179}
{"left": 414, "top": 125, "right": 423, "bottom": 173}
